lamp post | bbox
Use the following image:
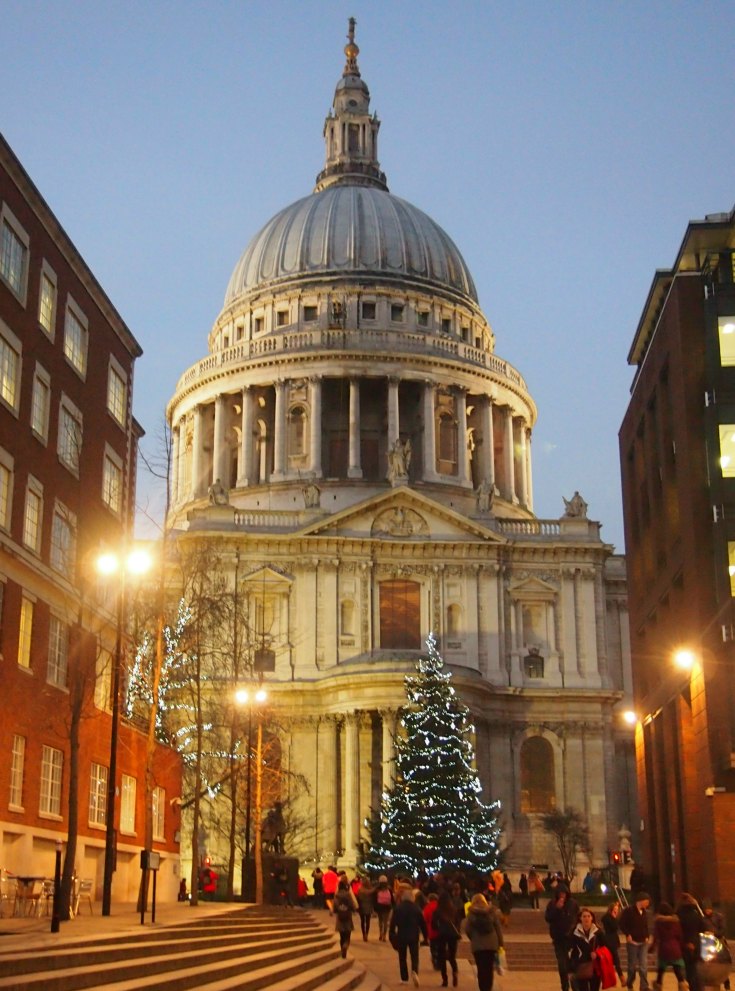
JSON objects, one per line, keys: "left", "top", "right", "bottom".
{"left": 235, "top": 687, "right": 267, "bottom": 903}
{"left": 97, "top": 547, "right": 152, "bottom": 916}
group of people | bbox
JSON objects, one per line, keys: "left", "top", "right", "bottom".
{"left": 546, "top": 884, "right": 729, "bottom": 991}
{"left": 308, "top": 867, "right": 506, "bottom": 989}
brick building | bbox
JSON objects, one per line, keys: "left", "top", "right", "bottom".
{"left": 620, "top": 205, "right": 735, "bottom": 904}
{"left": 0, "top": 133, "right": 181, "bottom": 905}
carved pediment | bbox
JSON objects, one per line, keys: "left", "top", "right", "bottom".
{"left": 297, "top": 488, "right": 507, "bottom": 544}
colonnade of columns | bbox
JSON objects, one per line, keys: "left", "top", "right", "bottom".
{"left": 170, "top": 374, "right": 533, "bottom": 510}
{"left": 298, "top": 708, "right": 398, "bottom": 864}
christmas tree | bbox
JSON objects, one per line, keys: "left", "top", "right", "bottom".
{"left": 363, "top": 632, "right": 502, "bottom": 875}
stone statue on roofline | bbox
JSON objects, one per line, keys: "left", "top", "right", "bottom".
{"left": 208, "top": 477, "right": 229, "bottom": 506}
{"left": 387, "top": 437, "right": 411, "bottom": 484}
{"left": 563, "top": 490, "right": 588, "bottom": 518}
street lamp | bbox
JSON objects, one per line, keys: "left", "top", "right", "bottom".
{"left": 97, "top": 546, "right": 152, "bottom": 916}
{"left": 235, "top": 687, "right": 267, "bottom": 904}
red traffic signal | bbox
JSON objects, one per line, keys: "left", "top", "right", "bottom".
{"left": 611, "top": 851, "right": 621, "bottom": 865}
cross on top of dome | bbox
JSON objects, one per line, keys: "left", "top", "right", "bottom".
{"left": 343, "top": 16, "right": 360, "bottom": 76}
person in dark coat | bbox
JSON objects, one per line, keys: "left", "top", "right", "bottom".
{"left": 356, "top": 877, "right": 375, "bottom": 941}
{"left": 568, "top": 908, "right": 604, "bottom": 991}
{"left": 676, "top": 892, "right": 704, "bottom": 991}
{"left": 434, "top": 890, "right": 461, "bottom": 987}
{"left": 651, "top": 901, "right": 686, "bottom": 989}
{"left": 701, "top": 899, "right": 730, "bottom": 991}
{"left": 620, "top": 891, "right": 652, "bottom": 990}
{"left": 389, "top": 886, "right": 428, "bottom": 987}
{"left": 498, "top": 874, "right": 513, "bottom": 927}
{"left": 333, "top": 878, "right": 358, "bottom": 958}
{"left": 545, "top": 887, "right": 579, "bottom": 991}
{"left": 600, "top": 900, "right": 624, "bottom": 984}
{"left": 464, "top": 893, "right": 504, "bottom": 991}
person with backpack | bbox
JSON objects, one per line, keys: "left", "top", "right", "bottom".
{"left": 333, "top": 877, "right": 358, "bottom": 958}
{"left": 464, "top": 893, "right": 504, "bottom": 991}
{"left": 375, "top": 874, "right": 395, "bottom": 941}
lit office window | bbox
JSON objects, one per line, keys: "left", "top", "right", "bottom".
{"left": 40, "top": 745, "right": 63, "bottom": 816}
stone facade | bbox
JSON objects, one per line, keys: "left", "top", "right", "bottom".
{"left": 167, "top": 23, "right": 635, "bottom": 882}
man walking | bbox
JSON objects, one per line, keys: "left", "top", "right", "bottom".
{"left": 620, "top": 891, "right": 652, "bottom": 990}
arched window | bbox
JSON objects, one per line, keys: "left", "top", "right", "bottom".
{"left": 446, "top": 603, "right": 461, "bottom": 636}
{"left": 341, "top": 600, "right": 355, "bottom": 637}
{"left": 379, "top": 579, "right": 421, "bottom": 649}
{"left": 288, "top": 405, "right": 306, "bottom": 457}
{"left": 520, "top": 737, "right": 555, "bottom": 813}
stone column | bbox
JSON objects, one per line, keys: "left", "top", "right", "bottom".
{"left": 213, "top": 394, "right": 228, "bottom": 487}
{"left": 191, "top": 404, "right": 206, "bottom": 498}
{"left": 317, "top": 716, "right": 338, "bottom": 858}
{"left": 273, "top": 380, "right": 287, "bottom": 478}
{"left": 517, "top": 419, "right": 529, "bottom": 507}
{"left": 387, "top": 378, "right": 400, "bottom": 445}
{"left": 525, "top": 428, "right": 534, "bottom": 512}
{"left": 170, "top": 421, "right": 180, "bottom": 505}
{"left": 343, "top": 713, "right": 360, "bottom": 861}
{"left": 347, "top": 378, "right": 362, "bottom": 478}
{"left": 381, "top": 710, "right": 395, "bottom": 794}
{"left": 456, "top": 387, "right": 469, "bottom": 485}
{"left": 481, "top": 396, "right": 495, "bottom": 490}
{"left": 423, "top": 382, "right": 438, "bottom": 481}
{"left": 309, "top": 377, "right": 323, "bottom": 478}
{"left": 177, "top": 417, "right": 188, "bottom": 503}
{"left": 237, "top": 386, "right": 253, "bottom": 487}
{"left": 503, "top": 406, "right": 515, "bottom": 502}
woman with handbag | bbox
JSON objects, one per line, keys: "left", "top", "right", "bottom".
{"left": 435, "top": 891, "right": 461, "bottom": 987}
{"left": 568, "top": 908, "right": 603, "bottom": 991}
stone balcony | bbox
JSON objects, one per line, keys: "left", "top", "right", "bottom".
{"left": 175, "top": 325, "right": 528, "bottom": 394}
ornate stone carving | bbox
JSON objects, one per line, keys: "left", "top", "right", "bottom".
{"left": 371, "top": 506, "right": 429, "bottom": 537}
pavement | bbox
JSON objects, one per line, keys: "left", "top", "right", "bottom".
{"left": 0, "top": 901, "right": 571, "bottom": 991}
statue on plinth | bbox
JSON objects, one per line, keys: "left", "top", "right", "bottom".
{"left": 563, "top": 490, "right": 588, "bottom": 518}
{"left": 387, "top": 437, "right": 411, "bottom": 483}
{"left": 208, "top": 477, "right": 229, "bottom": 506}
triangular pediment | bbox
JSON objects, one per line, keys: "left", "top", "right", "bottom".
{"left": 297, "top": 488, "right": 507, "bottom": 543}
{"left": 242, "top": 565, "right": 294, "bottom": 587}
{"left": 508, "top": 575, "right": 558, "bottom": 600}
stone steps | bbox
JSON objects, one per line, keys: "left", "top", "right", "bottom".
{"left": 0, "top": 908, "right": 380, "bottom": 991}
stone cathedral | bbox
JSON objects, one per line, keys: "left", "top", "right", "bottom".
{"left": 166, "top": 23, "right": 634, "bottom": 879}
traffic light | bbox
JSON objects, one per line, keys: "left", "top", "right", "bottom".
{"left": 611, "top": 851, "right": 621, "bottom": 865}
{"left": 623, "top": 850, "right": 632, "bottom": 865}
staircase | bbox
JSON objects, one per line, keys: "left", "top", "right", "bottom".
{"left": 493, "top": 908, "right": 557, "bottom": 971}
{"left": 0, "top": 907, "right": 381, "bottom": 991}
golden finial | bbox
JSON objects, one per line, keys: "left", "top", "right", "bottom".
{"left": 343, "top": 16, "right": 360, "bottom": 75}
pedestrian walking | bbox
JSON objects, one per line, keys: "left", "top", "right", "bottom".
{"left": 464, "top": 892, "right": 504, "bottom": 991}
{"left": 322, "top": 864, "right": 340, "bottom": 914}
{"left": 701, "top": 899, "right": 730, "bottom": 991}
{"left": 333, "top": 877, "right": 358, "bottom": 958}
{"left": 389, "top": 886, "right": 428, "bottom": 987}
{"left": 651, "top": 901, "right": 687, "bottom": 990}
{"left": 519, "top": 873, "right": 529, "bottom": 902}
{"left": 356, "top": 876, "right": 375, "bottom": 941}
{"left": 676, "top": 893, "right": 703, "bottom": 991}
{"left": 311, "top": 866, "right": 324, "bottom": 909}
{"left": 620, "top": 890, "right": 652, "bottom": 990}
{"left": 545, "top": 887, "right": 579, "bottom": 991}
{"left": 528, "top": 867, "right": 542, "bottom": 910}
{"left": 568, "top": 908, "right": 604, "bottom": 991}
{"left": 423, "top": 893, "right": 440, "bottom": 970}
{"left": 375, "top": 874, "right": 395, "bottom": 942}
{"left": 600, "top": 900, "right": 625, "bottom": 984}
{"left": 498, "top": 874, "right": 513, "bottom": 927}
{"left": 435, "top": 890, "right": 461, "bottom": 987}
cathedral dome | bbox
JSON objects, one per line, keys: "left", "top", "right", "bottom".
{"left": 223, "top": 185, "right": 478, "bottom": 307}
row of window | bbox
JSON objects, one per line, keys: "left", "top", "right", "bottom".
{"left": 0, "top": 442, "right": 123, "bottom": 567}
{"left": 8, "top": 735, "right": 165, "bottom": 837}
{"left": 0, "top": 200, "right": 129, "bottom": 423}
{"left": 0, "top": 315, "right": 128, "bottom": 435}
{"left": 219, "top": 298, "right": 486, "bottom": 350}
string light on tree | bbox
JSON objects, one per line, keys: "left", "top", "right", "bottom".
{"left": 363, "top": 632, "right": 502, "bottom": 875}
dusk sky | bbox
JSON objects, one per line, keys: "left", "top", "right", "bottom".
{"left": 2, "top": 1, "right": 734, "bottom": 550}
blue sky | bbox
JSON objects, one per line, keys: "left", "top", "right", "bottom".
{"left": 2, "top": 1, "right": 734, "bottom": 550}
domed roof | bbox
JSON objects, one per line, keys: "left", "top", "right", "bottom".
{"left": 224, "top": 184, "right": 478, "bottom": 306}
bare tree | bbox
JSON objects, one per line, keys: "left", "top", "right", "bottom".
{"left": 541, "top": 806, "right": 591, "bottom": 883}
